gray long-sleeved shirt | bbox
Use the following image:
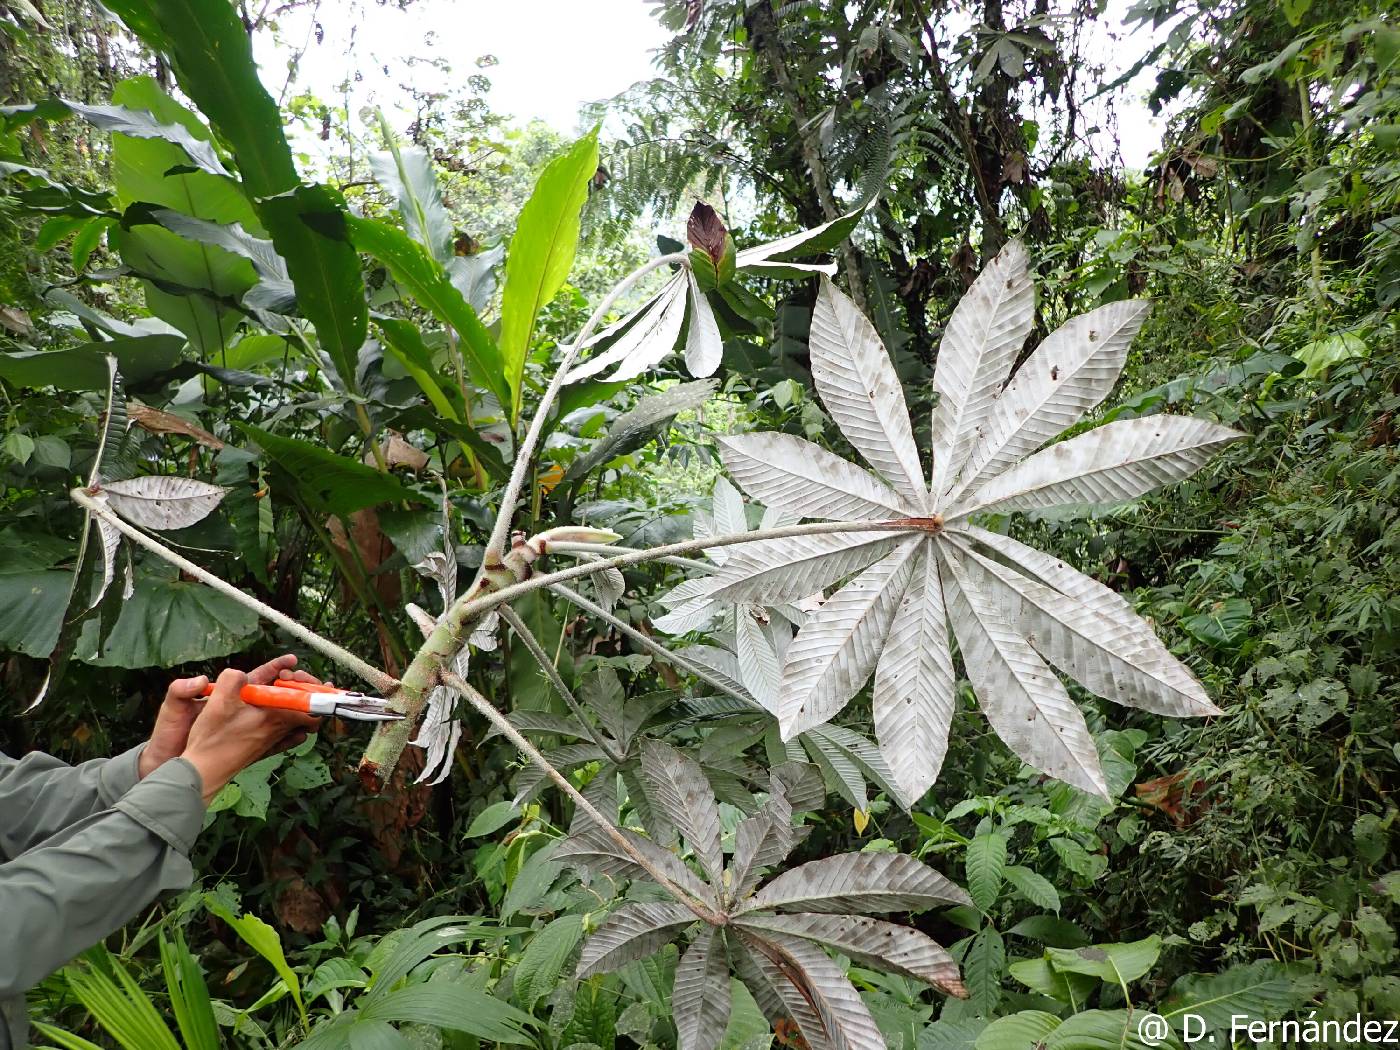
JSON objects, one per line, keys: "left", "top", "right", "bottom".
{"left": 0, "top": 746, "right": 206, "bottom": 1050}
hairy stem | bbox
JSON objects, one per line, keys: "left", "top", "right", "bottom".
{"left": 497, "top": 604, "right": 621, "bottom": 762}
{"left": 359, "top": 517, "right": 925, "bottom": 787}
{"left": 550, "top": 583, "right": 760, "bottom": 709}
{"left": 442, "top": 670, "right": 724, "bottom": 924}
{"left": 484, "top": 252, "right": 689, "bottom": 561}
{"left": 72, "top": 488, "right": 398, "bottom": 693}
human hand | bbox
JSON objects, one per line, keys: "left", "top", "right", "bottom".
{"left": 139, "top": 654, "right": 320, "bottom": 778}
{"left": 152, "top": 664, "right": 323, "bottom": 802}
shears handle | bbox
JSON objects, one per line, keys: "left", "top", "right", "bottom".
{"left": 199, "top": 682, "right": 316, "bottom": 714}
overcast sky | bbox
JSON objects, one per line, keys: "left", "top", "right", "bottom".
{"left": 261, "top": 0, "right": 1167, "bottom": 171}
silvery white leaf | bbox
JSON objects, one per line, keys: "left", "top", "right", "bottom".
{"left": 684, "top": 270, "right": 723, "bottom": 378}
{"left": 946, "top": 300, "right": 1150, "bottom": 502}
{"left": 93, "top": 509, "right": 120, "bottom": 613}
{"left": 706, "top": 531, "right": 902, "bottom": 606}
{"left": 799, "top": 731, "right": 869, "bottom": 813}
{"left": 639, "top": 740, "right": 726, "bottom": 888}
{"left": 734, "top": 208, "right": 861, "bottom": 268}
{"left": 369, "top": 145, "right": 453, "bottom": 262}
{"left": 673, "top": 928, "right": 732, "bottom": 1050}
{"left": 710, "top": 475, "right": 749, "bottom": 545}
{"left": 759, "top": 502, "right": 802, "bottom": 530}
{"left": 553, "top": 824, "right": 716, "bottom": 904}
{"left": 949, "top": 538, "right": 1220, "bottom": 717}
{"left": 576, "top": 902, "right": 696, "bottom": 978}
{"left": 938, "top": 546, "right": 1109, "bottom": 798}
{"left": 718, "top": 432, "right": 910, "bottom": 522}
{"left": 778, "top": 540, "right": 921, "bottom": 739}
{"left": 413, "top": 550, "right": 457, "bottom": 613}
{"left": 730, "top": 788, "right": 796, "bottom": 903}
{"left": 737, "top": 930, "right": 887, "bottom": 1050}
{"left": 928, "top": 240, "right": 1034, "bottom": 501}
{"left": 559, "top": 286, "right": 665, "bottom": 370}
{"left": 871, "top": 545, "right": 956, "bottom": 803}
{"left": 736, "top": 608, "right": 782, "bottom": 713}
{"left": 735, "top": 913, "right": 964, "bottom": 997}
{"left": 740, "top": 851, "right": 970, "bottom": 914}
{"left": 411, "top": 683, "right": 461, "bottom": 785}
{"left": 732, "top": 936, "right": 833, "bottom": 1050}
{"left": 809, "top": 279, "right": 926, "bottom": 507}
{"left": 568, "top": 275, "right": 688, "bottom": 382}
{"left": 653, "top": 594, "right": 722, "bottom": 636}
{"left": 803, "top": 724, "right": 908, "bottom": 811}
{"left": 102, "top": 476, "right": 227, "bottom": 530}
{"left": 676, "top": 644, "right": 753, "bottom": 701}
{"left": 469, "top": 610, "right": 500, "bottom": 651}
{"left": 742, "top": 260, "right": 837, "bottom": 277}
{"left": 951, "top": 416, "right": 1245, "bottom": 518}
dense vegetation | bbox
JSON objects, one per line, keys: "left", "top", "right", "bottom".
{"left": 1, "top": 0, "right": 1396, "bottom": 1048}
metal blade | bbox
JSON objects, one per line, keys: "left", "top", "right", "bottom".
{"left": 333, "top": 702, "right": 405, "bottom": 722}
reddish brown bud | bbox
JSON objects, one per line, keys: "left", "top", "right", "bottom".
{"left": 687, "top": 200, "right": 729, "bottom": 267}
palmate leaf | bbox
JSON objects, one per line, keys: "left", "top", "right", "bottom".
{"left": 938, "top": 548, "right": 1109, "bottom": 798}
{"left": 718, "top": 432, "right": 909, "bottom": 521}
{"left": 576, "top": 902, "right": 695, "bottom": 977}
{"left": 778, "top": 540, "right": 920, "bottom": 738}
{"left": 738, "top": 930, "right": 885, "bottom": 1050}
{"left": 945, "top": 300, "right": 1150, "bottom": 502}
{"left": 553, "top": 824, "right": 715, "bottom": 904}
{"left": 739, "top": 852, "right": 970, "bottom": 915}
{"left": 673, "top": 928, "right": 732, "bottom": 1050}
{"left": 567, "top": 275, "right": 688, "bottom": 383}
{"left": 927, "top": 241, "right": 1034, "bottom": 500}
{"left": 809, "top": 279, "right": 925, "bottom": 507}
{"left": 684, "top": 269, "right": 723, "bottom": 377}
{"left": 707, "top": 531, "right": 900, "bottom": 606}
{"left": 731, "top": 935, "right": 832, "bottom": 1050}
{"left": 950, "top": 415, "right": 1244, "bottom": 518}
{"left": 948, "top": 537, "right": 1220, "bottom": 717}
{"left": 639, "top": 740, "right": 726, "bottom": 887}
{"left": 734, "top": 914, "right": 965, "bottom": 997}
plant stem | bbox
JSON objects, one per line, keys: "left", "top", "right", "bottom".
{"left": 358, "top": 518, "right": 922, "bottom": 787}
{"left": 71, "top": 488, "right": 398, "bottom": 694}
{"left": 548, "top": 541, "right": 715, "bottom": 574}
{"left": 441, "top": 670, "right": 724, "bottom": 924}
{"left": 550, "top": 583, "right": 759, "bottom": 709}
{"left": 497, "top": 604, "right": 621, "bottom": 762}
{"left": 483, "top": 252, "right": 688, "bottom": 561}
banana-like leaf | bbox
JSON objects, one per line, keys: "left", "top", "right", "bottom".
{"left": 928, "top": 240, "right": 1034, "bottom": 500}
{"left": 951, "top": 416, "right": 1245, "bottom": 517}
{"left": 739, "top": 851, "right": 970, "bottom": 914}
{"left": 101, "top": 476, "right": 227, "bottom": 530}
{"left": 871, "top": 545, "right": 956, "bottom": 802}
{"left": 947, "top": 300, "right": 1149, "bottom": 500}
{"left": 554, "top": 824, "right": 715, "bottom": 905}
{"left": 685, "top": 271, "right": 723, "bottom": 377}
{"left": 639, "top": 740, "right": 726, "bottom": 888}
{"left": 718, "top": 432, "right": 909, "bottom": 522}
{"left": 778, "top": 541, "right": 920, "bottom": 739}
{"left": 707, "top": 531, "right": 902, "bottom": 607}
{"left": 950, "top": 539, "right": 1220, "bottom": 717}
{"left": 576, "top": 902, "right": 696, "bottom": 977}
{"left": 735, "top": 913, "right": 965, "bottom": 997}
{"left": 369, "top": 122, "right": 453, "bottom": 263}
{"left": 738, "top": 930, "right": 886, "bottom": 1050}
{"left": 673, "top": 928, "right": 732, "bottom": 1050}
{"left": 938, "top": 547, "right": 1109, "bottom": 798}
{"left": 809, "top": 278, "right": 925, "bottom": 507}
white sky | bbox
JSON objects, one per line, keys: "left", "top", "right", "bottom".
{"left": 260, "top": 0, "right": 1166, "bottom": 173}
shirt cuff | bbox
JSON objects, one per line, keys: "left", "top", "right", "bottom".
{"left": 97, "top": 744, "right": 147, "bottom": 805}
{"left": 113, "top": 757, "right": 205, "bottom": 855}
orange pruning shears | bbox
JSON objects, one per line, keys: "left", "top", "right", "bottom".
{"left": 200, "top": 678, "right": 404, "bottom": 722}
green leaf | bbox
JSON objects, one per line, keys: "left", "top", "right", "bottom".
{"left": 1045, "top": 1010, "right": 1178, "bottom": 1049}
{"left": 963, "top": 926, "right": 1005, "bottom": 1015}
{"left": 973, "top": 1011, "right": 1059, "bottom": 1050}
{"left": 1002, "top": 865, "right": 1060, "bottom": 912}
{"left": 60, "top": 947, "right": 183, "bottom": 1050}
{"left": 466, "top": 800, "right": 521, "bottom": 837}
{"left": 158, "top": 930, "right": 220, "bottom": 1050}
{"left": 349, "top": 216, "right": 508, "bottom": 409}
{"left": 1006, "top": 957, "right": 1097, "bottom": 1005}
{"left": 0, "top": 336, "right": 184, "bottom": 391}
{"left": 1161, "top": 960, "right": 1310, "bottom": 1040}
{"left": 1044, "top": 935, "right": 1161, "bottom": 986}
{"left": 29, "top": 1022, "right": 108, "bottom": 1050}
{"left": 370, "top": 114, "right": 453, "bottom": 262}
{"left": 237, "top": 424, "right": 425, "bottom": 516}
{"left": 1006, "top": 915, "right": 1088, "bottom": 947}
{"left": 360, "top": 984, "right": 538, "bottom": 1044}
{"left": 498, "top": 128, "right": 599, "bottom": 420}
{"left": 966, "top": 832, "right": 1008, "bottom": 911}
{"left": 376, "top": 315, "right": 461, "bottom": 422}
{"left": 1180, "top": 598, "right": 1253, "bottom": 650}
{"left": 205, "top": 897, "right": 307, "bottom": 1027}
{"left": 0, "top": 569, "right": 72, "bottom": 654}
{"left": 1294, "top": 331, "right": 1367, "bottom": 379}
{"left": 111, "top": 1, "right": 367, "bottom": 386}
{"left": 513, "top": 913, "right": 586, "bottom": 1007}
{"left": 58, "top": 97, "right": 231, "bottom": 177}
{"left": 73, "top": 574, "right": 260, "bottom": 667}
{"left": 361, "top": 916, "right": 508, "bottom": 1003}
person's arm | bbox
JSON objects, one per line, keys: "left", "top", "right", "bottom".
{"left": 0, "top": 663, "right": 319, "bottom": 999}
{"left": 0, "top": 746, "right": 147, "bottom": 862}
{"left": 0, "top": 757, "right": 205, "bottom": 997}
